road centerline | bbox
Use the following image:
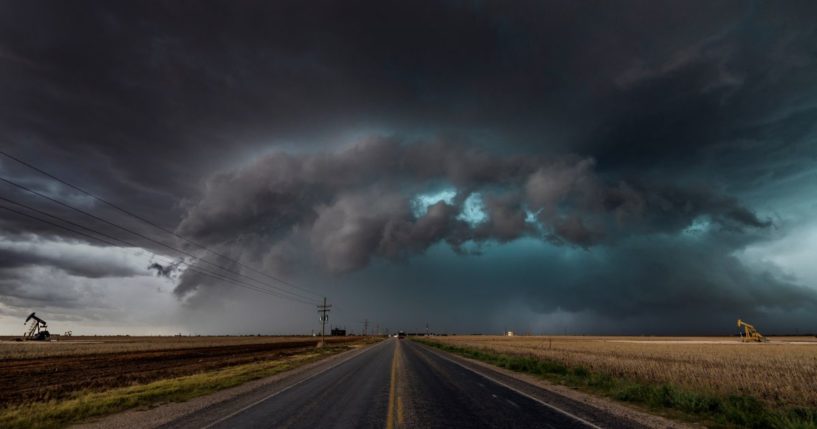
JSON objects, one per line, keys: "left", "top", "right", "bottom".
{"left": 385, "top": 339, "right": 401, "bottom": 429}
{"left": 200, "top": 340, "right": 388, "bottom": 429}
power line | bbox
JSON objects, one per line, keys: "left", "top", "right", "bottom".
{"left": 0, "top": 195, "right": 123, "bottom": 246}
{"left": 0, "top": 179, "right": 319, "bottom": 304}
{"left": 0, "top": 202, "right": 314, "bottom": 304}
{"left": 0, "top": 194, "right": 311, "bottom": 301}
{"left": 0, "top": 150, "right": 321, "bottom": 298}
{"left": 0, "top": 176, "right": 317, "bottom": 303}
{"left": 0, "top": 202, "right": 316, "bottom": 306}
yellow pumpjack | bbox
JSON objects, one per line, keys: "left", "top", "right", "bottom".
{"left": 737, "top": 319, "right": 768, "bottom": 342}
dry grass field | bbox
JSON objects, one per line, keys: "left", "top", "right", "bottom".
{"left": 427, "top": 336, "right": 817, "bottom": 409}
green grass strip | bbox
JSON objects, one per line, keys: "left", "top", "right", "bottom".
{"left": 416, "top": 339, "right": 817, "bottom": 429}
{"left": 0, "top": 345, "right": 351, "bottom": 429}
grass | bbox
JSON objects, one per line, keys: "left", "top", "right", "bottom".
{"left": 0, "top": 344, "right": 351, "bottom": 429}
{"left": 417, "top": 338, "right": 817, "bottom": 429}
{"left": 422, "top": 335, "right": 817, "bottom": 409}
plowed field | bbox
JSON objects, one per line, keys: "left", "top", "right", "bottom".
{"left": 0, "top": 336, "right": 359, "bottom": 406}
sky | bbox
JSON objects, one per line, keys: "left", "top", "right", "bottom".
{"left": 1, "top": 1, "right": 816, "bottom": 335}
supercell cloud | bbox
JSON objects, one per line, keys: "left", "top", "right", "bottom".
{"left": 176, "top": 139, "right": 770, "bottom": 275}
{"left": 1, "top": 1, "right": 816, "bottom": 334}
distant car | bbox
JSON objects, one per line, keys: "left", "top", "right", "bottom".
{"left": 397, "top": 331, "right": 406, "bottom": 339}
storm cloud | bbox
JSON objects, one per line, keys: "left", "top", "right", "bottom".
{"left": 176, "top": 139, "right": 771, "bottom": 276}
{"left": 1, "top": 1, "right": 816, "bottom": 334}
{"left": 0, "top": 236, "right": 145, "bottom": 279}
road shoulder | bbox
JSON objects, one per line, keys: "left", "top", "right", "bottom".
{"left": 72, "top": 342, "right": 381, "bottom": 429}
{"left": 414, "top": 340, "right": 697, "bottom": 429}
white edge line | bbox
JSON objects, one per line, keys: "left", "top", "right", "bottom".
{"left": 202, "top": 339, "right": 391, "bottom": 429}
{"left": 419, "top": 343, "right": 605, "bottom": 429}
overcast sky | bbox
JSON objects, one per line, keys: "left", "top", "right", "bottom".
{"left": 1, "top": 1, "right": 816, "bottom": 335}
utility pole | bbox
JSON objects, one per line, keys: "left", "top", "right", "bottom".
{"left": 376, "top": 323, "right": 380, "bottom": 337}
{"left": 317, "top": 297, "right": 331, "bottom": 346}
{"left": 426, "top": 321, "right": 429, "bottom": 337}
{"left": 363, "top": 319, "right": 369, "bottom": 336}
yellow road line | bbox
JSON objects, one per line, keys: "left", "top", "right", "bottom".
{"left": 397, "top": 395, "right": 405, "bottom": 426}
{"left": 386, "top": 340, "right": 399, "bottom": 429}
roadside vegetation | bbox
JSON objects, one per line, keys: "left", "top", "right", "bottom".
{"left": 0, "top": 337, "right": 374, "bottom": 429}
{"left": 417, "top": 336, "right": 817, "bottom": 429}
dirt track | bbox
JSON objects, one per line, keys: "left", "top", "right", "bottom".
{"left": 0, "top": 337, "right": 358, "bottom": 406}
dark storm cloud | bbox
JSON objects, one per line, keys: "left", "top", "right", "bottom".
{"left": 174, "top": 138, "right": 770, "bottom": 286}
{"left": 0, "top": 238, "right": 143, "bottom": 279}
{"left": 147, "top": 260, "right": 182, "bottom": 278}
{"left": 360, "top": 230, "right": 817, "bottom": 335}
{"left": 2, "top": 0, "right": 815, "bottom": 208}
{"left": 0, "top": 1, "right": 815, "bottom": 332}
{"left": 528, "top": 235, "right": 817, "bottom": 320}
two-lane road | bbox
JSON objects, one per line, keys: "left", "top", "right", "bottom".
{"left": 164, "top": 339, "right": 644, "bottom": 429}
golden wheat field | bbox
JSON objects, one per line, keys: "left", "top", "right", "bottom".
{"left": 429, "top": 336, "right": 817, "bottom": 408}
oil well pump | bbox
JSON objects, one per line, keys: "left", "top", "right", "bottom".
{"left": 23, "top": 312, "right": 50, "bottom": 341}
{"left": 737, "top": 319, "right": 768, "bottom": 343}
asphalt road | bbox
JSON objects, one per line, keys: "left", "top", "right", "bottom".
{"left": 167, "top": 338, "right": 646, "bottom": 429}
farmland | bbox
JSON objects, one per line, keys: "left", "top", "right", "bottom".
{"left": 0, "top": 336, "right": 363, "bottom": 407}
{"left": 423, "top": 336, "right": 817, "bottom": 409}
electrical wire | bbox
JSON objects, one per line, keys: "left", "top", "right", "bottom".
{"left": 0, "top": 195, "right": 315, "bottom": 303}
{"left": 0, "top": 202, "right": 316, "bottom": 306}
{"left": 0, "top": 150, "right": 321, "bottom": 298}
{"left": 0, "top": 178, "right": 319, "bottom": 304}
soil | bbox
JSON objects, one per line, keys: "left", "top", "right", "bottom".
{"left": 0, "top": 337, "right": 357, "bottom": 406}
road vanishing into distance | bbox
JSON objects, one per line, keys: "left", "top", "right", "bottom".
{"left": 163, "top": 339, "right": 648, "bottom": 429}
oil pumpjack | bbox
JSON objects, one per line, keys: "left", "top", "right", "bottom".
{"left": 23, "top": 312, "right": 50, "bottom": 341}
{"left": 737, "top": 319, "right": 767, "bottom": 343}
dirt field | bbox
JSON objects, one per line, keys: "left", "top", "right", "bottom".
{"left": 427, "top": 335, "right": 817, "bottom": 408}
{"left": 0, "top": 336, "right": 361, "bottom": 406}
{"left": 0, "top": 335, "right": 348, "bottom": 359}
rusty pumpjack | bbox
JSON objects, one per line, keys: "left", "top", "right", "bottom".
{"left": 23, "top": 312, "right": 50, "bottom": 341}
